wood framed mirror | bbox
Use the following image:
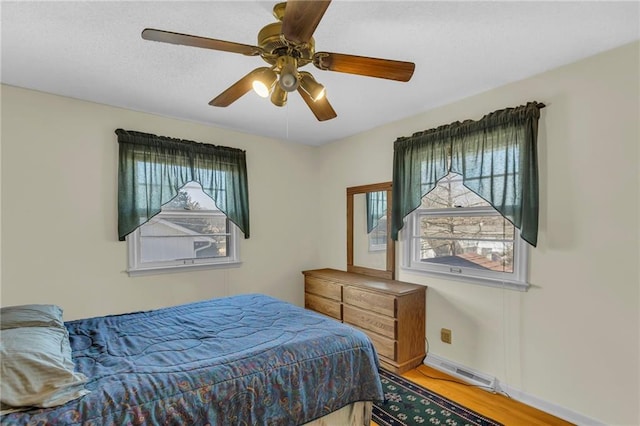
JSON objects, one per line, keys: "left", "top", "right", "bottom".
{"left": 347, "top": 182, "right": 395, "bottom": 280}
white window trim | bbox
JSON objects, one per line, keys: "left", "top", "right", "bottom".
{"left": 126, "top": 214, "right": 242, "bottom": 277}
{"left": 401, "top": 206, "right": 529, "bottom": 291}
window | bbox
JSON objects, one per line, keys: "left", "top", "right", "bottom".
{"left": 116, "top": 129, "right": 249, "bottom": 276}
{"left": 127, "top": 182, "right": 240, "bottom": 276}
{"left": 403, "top": 173, "right": 528, "bottom": 290}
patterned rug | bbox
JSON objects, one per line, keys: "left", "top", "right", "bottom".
{"left": 373, "top": 368, "right": 503, "bottom": 426}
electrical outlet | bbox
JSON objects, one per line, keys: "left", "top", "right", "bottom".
{"left": 441, "top": 328, "right": 452, "bottom": 344}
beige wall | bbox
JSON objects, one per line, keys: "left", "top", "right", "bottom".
{"left": 1, "top": 41, "right": 638, "bottom": 425}
{"left": 0, "top": 85, "right": 321, "bottom": 320}
{"left": 316, "top": 41, "right": 639, "bottom": 425}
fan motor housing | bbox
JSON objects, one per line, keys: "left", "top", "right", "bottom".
{"left": 257, "top": 22, "right": 314, "bottom": 68}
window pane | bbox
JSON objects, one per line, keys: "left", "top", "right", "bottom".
{"left": 139, "top": 215, "right": 229, "bottom": 262}
{"left": 140, "top": 216, "right": 228, "bottom": 237}
{"left": 418, "top": 215, "right": 514, "bottom": 273}
{"left": 421, "top": 173, "right": 489, "bottom": 209}
{"left": 421, "top": 215, "right": 514, "bottom": 240}
{"left": 193, "top": 237, "right": 229, "bottom": 259}
{"left": 140, "top": 235, "right": 229, "bottom": 262}
{"left": 163, "top": 182, "right": 218, "bottom": 211}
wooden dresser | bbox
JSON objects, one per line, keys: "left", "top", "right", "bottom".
{"left": 302, "top": 268, "right": 426, "bottom": 374}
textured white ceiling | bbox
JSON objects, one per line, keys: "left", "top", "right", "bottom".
{"left": 2, "top": 1, "right": 638, "bottom": 145}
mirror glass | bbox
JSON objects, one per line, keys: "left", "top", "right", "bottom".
{"left": 352, "top": 192, "right": 387, "bottom": 270}
{"left": 347, "top": 182, "right": 394, "bottom": 280}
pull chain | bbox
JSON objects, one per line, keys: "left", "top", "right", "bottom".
{"left": 286, "top": 101, "right": 289, "bottom": 140}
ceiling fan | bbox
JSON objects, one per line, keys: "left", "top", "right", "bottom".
{"left": 142, "top": 0, "right": 415, "bottom": 121}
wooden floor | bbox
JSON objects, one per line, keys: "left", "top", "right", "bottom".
{"left": 373, "top": 364, "right": 574, "bottom": 426}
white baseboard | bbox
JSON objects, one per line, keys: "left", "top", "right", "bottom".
{"left": 497, "top": 383, "right": 606, "bottom": 426}
{"left": 423, "top": 353, "right": 605, "bottom": 426}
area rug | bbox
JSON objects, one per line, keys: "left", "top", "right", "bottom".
{"left": 373, "top": 368, "right": 503, "bottom": 426}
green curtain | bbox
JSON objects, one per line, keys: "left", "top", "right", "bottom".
{"left": 116, "top": 129, "right": 250, "bottom": 241}
{"left": 391, "top": 102, "right": 542, "bottom": 246}
{"left": 366, "top": 191, "right": 387, "bottom": 233}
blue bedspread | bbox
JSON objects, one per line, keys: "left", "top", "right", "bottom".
{"left": 1, "top": 294, "right": 383, "bottom": 425}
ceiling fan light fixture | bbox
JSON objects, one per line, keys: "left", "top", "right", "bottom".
{"left": 270, "top": 83, "right": 288, "bottom": 107}
{"left": 277, "top": 56, "right": 300, "bottom": 92}
{"left": 299, "top": 71, "right": 325, "bottom": 101}
{"left": 143, "top": 1, "right": 415, "bottom": 122}
{"left": 252, "top": 67, "right": 277, "bottom": 98}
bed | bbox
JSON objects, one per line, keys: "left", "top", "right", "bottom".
{"left": 1, "top": 294, "right": 384, "bottom": 425}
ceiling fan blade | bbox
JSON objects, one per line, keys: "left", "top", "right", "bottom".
{"left": 142, "top": 28, "right": 262, "bottom": 56}
{"left": 298, "top": 87, "right": 337, "bottom": 121}
{"left": 281, "top": 0, "right": 331, "bottom": 45}
{"left": 313, "top": 52, "right": 415, "bottom": 82}
{"left": 209, "top": 69, "right": 261, "bottom": 107}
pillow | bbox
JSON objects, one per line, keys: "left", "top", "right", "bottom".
{"left": 0, "top": 326, "right": 90, "bottom": 409}
{"left": 1, "top": 304, "right": 64, "bottom": 330}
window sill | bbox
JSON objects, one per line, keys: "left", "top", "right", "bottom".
{"left": 127, "top": 261, "right": 242, "bottom": 277}
{"left": 401, "top": 266, "right": 529, "bottom": 291}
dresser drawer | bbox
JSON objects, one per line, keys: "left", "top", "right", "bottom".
{"left": 361, "top": 329, "right": 396, "bottom": 360}
{"left": 305, "top": 292, "right": 342, "bottom": 320}
{"left": 343, "top": 304, "right": 396, "bottom": 339}
{"left": 305, "top": 276, "right": 342, "bottom": 301}
{"left": 344, "top": 286, "right": 396, "bottom": 318}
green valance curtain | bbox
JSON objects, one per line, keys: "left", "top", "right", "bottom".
{"left": 116, "top": 129, "right": 250, "bottom": 241}
{"left": 366, "top": 191, "right": 387, "bottom": 233}
{"left": 391, "top": 101, "right": 543, "bottom": 246}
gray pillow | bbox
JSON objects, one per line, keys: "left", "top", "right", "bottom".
{"left": 1, "top": 304, "right": 64, "bottom": 330}
{"left": 0, "top": 326, "right": 90, "bottom": 410}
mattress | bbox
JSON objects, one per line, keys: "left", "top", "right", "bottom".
{"left": 1, "top": 294, "right": 383, "bottom": 425}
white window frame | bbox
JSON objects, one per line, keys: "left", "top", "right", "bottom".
{"left": 402, "top": 206, "right": 529, "bottom": 291}
{"left": 126, "top": 209, "right": 241, "bottom": 277}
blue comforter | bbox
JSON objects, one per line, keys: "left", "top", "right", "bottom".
{"left": 1, "top": 294, "right": 383, "bottom": 425}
